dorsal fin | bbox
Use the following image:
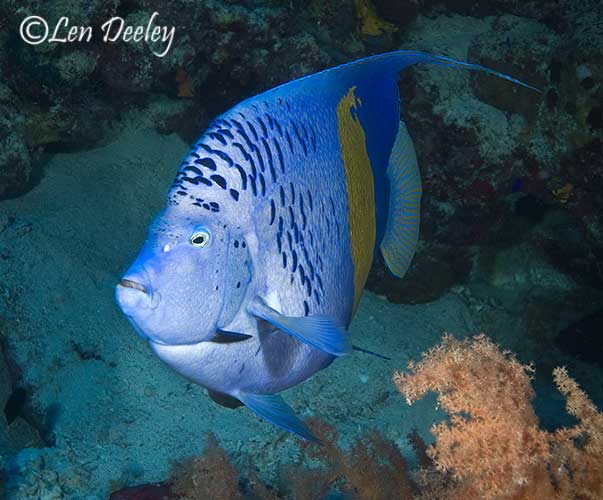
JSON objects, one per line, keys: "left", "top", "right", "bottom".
{"left": 254, "top": 50, "right": 540, "bottom": 105}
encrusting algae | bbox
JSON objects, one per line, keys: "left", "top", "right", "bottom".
{"left": 353, "top": 0, "right": 398, "bottom": 37}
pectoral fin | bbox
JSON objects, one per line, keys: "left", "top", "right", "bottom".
{"left": 237, "top": 391, "right": 319, "bottom": 443}
{"left": 248, "top": 298, "right": 352, "bottom": 356}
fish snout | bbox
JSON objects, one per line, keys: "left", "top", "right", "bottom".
{"left": 115, "top": 274, "right": 158, "bottom": 313}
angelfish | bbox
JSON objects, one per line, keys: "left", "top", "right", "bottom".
{"left": 115, "top": 51, "right": 536, "bottom": 441}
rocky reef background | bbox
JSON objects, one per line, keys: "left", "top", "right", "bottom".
{"left": 1, "top": 0, "right": 601, "bottom": 298}
{"left": 0, "top": 0, "right": 602, "bottom": 497}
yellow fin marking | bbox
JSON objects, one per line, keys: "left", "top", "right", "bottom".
{"left": 337, "top": 87, "right": 376, "bottom": 314}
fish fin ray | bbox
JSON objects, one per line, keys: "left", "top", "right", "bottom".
{"left": 381, "top": 121, "right": 422, "bottom": 278}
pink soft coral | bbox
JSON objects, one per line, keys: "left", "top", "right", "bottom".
{"left": 394, "top": 334, "right": 603, "bottom": 500}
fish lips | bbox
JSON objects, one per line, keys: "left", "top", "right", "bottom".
{"left": 115, "top": 276, "right": 160, "bottom": 312}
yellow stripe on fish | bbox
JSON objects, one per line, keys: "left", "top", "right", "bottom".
{"left": 336, "top": 86, "right": 376, "bottom": 313}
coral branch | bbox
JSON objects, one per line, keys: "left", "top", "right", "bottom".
{"left": 395, "top": 334, "right": 603, "bottom": 500}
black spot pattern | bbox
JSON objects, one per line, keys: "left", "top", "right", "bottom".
{"left": 171, "top": 100, "right": 327, "bottom": 316}
{"left": 286, "top": 230, "right": 293, "bottom": 251}
{"left": 182, "top": 177, "right": 198, "bottom": 185}
{"left": 273, "top": 138, "right": 285, "bottom": 173}
{"left": 235, "top": 164, "right": 247, "bottom": 190}
{"left": 183, "top": 165, "right": 203, "bottom": 176}
{"left": 249, "top": 175, "right": 257, "bottom": 196}
{"left": 269, "top": 199, "right": 276, "bottom": 225}
{"left": 209, "top": 132, "right": 226, "bottom": 146}
{"left": 259, "top": 173, "right": 266, "bottom": 196}
{"left": 257, "top": 117, "right": 268, "bottom": 137}
{"left": 247, "top": 121, "right": 259, "bottom": 141}
{"left": 261, "top": 138, "right": 277, "bottom": 182}
{"left": 252, "top": 144, "right": 265, "bottom": 173}
{"left": 194, "top": 157, "right": 217, "bottom": 171}
{"left": 210, "top": 174, "right": 227, "bottom": 189}
{"left": 218, "top": 128, "right": 234, "bottom": 140}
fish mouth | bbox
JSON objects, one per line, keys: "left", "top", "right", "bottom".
{"left": 118, "top": 278, "right": 149, "bottom": 295}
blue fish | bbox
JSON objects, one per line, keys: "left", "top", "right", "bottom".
{"left": 115, "top": 51, "right": 536, "bottom": 441}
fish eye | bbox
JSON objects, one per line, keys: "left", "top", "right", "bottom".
{"left": 190, "top": 228, "right": 211, "bottom": 248}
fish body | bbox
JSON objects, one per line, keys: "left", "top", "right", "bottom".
{"left": 116, "top": 51, "right": 535, "bottom": 440}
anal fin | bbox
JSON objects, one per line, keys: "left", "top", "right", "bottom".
{"left": 380, "top": 121, "right": 422, "bottom": 278}
{"left": 237, "top": 391, "right": 319, "bottom": 443}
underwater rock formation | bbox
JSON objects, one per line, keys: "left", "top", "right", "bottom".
{"left": 3, "top": 0, "right": 600, "bottom": 301}
{"left": 0, "top": 0, "right": 367, "bottom": 199}
{"left": 367, "top": 7, "right": 603, "bottom": 304}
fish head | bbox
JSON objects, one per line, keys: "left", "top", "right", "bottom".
{"left": 115, "top": 209, "right": 247, "bottom": 346}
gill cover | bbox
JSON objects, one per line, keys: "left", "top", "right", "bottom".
{"left": 216, "top": 235, "right": 253, "bottom": 329}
